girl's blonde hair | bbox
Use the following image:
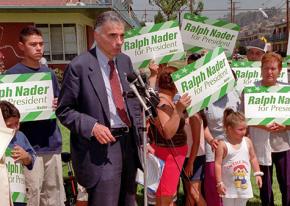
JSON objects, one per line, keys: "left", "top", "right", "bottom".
{"left": 223, "top": 108, "right": 246, "bottom": 129}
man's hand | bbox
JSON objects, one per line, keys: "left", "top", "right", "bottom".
{"left": 92, "top": 123, "right": 116, "bottom": 144}
{"left": 52, "top": 98, "right": 58, "bottom": 111}
{"left": 11, "top": 145, "right": 32, "bottom": 165}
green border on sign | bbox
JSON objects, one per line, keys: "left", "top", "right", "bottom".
{"left": 172, "top": 47, "right": 236, "bottom": 116}
{"left": 244, "top": 86, "right": 290, "bottom": 125}
{"left": 183, "top": 13, "right": 240, "bottom": 31}
{"left": 0, "top": 72, "right": 55, "bottom": 122}
{"left": 171, "top": 47, "right": 224, "bottom": 81}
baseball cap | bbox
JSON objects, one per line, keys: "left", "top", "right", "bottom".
{"left": 246, "top": 38, "right": 267, "bottom": 53}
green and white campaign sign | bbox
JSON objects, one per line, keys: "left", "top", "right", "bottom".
{"left": 5, "top": 148, "right": 26, "bottom": 203}
{"left": 232, "top": 61, "right": 288, "bottom": 92}
{"left": 244, "top": 86, "right": 290, "bottom": 125}
{"left": 122, "top": 20, "right": 185, "bottom": 69}
{"left": 181, "top": 13, "right": 240, "bottom": 55}
{"left": 172, "top": 47, "right": 236, "bottom": 116}
{"left": 0, "top": 72, "right": 55, "bottom": 122}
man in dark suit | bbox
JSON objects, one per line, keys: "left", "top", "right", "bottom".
{"left": 56, "top": 11, "right": 142, "bottom": 206}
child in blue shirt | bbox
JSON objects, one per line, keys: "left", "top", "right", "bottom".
{"left": 0, "top": 100, "right": 36, "bottom": 206}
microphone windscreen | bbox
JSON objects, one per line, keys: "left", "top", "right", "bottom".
{"left": 140, "top": 73, "right": 148, "bottom": 84}
{"left": 127, "top": 73, "right": 138, "bottom": 83}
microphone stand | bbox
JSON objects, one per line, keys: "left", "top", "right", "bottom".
{"left": 137, "top": 97, "right": 154, "bottom": 206}
{"left": 126, "top": 73, "right": 158, "bottom": 206}
{"left": 142, "top": 106, "right": 148, "bottom": 206}
{"left": 125, "top": 92, "right": 155, "bottom": 206}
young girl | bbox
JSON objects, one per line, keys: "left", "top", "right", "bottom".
{"left": 0, "top": 101, "right": 36, "bottom": 206}
{"left": 215, "top": 108, "right": 263, "bottom": 206}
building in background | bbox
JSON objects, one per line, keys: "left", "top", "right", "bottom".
{"left": 0, "top": 0, "right": 140, "bottom": 71}
{"left": 238, "top": 21, "right": 289, "bottom": 57}
{"left": 238, "top": 23, "right": 273, "bottom": 51}
{"left": 269, "top": 22, "right": 287, "bottom": 56}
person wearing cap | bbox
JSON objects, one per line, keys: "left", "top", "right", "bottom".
{"left": 246, "top": 38, "right": 268, "bottom": 61}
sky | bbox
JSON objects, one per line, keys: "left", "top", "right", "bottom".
{"left": 132, "top": 0, "right": 285, "bottom": 22}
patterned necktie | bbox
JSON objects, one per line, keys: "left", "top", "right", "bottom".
{"left": 108, "top": 60, "right": 131, "bottom": 127}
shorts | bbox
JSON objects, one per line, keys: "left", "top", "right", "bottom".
{"left": 152, "top": 144, "right": 187, "bottom": 197}
{"left": 182, "top": 155, "right": 205, "bottom": 181}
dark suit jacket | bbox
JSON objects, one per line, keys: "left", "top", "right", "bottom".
{"left": 56, "top": 48, "right": 143, "bottom": 188}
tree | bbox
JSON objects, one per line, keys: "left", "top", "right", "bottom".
{"left": 150, "top": 0, "right": 204, "bottom": 22}
{"left": 154, "top": 11, "right": 166, "bottom": 23}
{"left": 194, "top": 1, "right": 204, "bottom": 15}
{"left": 149, "top": 0, "right": 187, "bottom": 21}
{"left": 188, "top": 0, "right": 204, "bottom": 15}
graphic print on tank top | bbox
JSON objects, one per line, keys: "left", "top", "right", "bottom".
{"left": 233, "top": 164, "right": 248, "bottom": 189}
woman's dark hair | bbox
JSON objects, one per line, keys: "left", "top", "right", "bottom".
{"left": 187, "top": 53, "right": 202, "bottom": 64}
{"left": 158, "top": 66, "right": 178, "bottom": 91}
{"left": 0, "top": 100, "right": 20, "bottom": 121}
{"left": 199, "top": 110, "right": 208, "bottom": 128}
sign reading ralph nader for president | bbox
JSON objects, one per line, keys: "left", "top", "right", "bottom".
{"left": 244, "top": 86, "right": 290, "bottom": 125}
{"left": 171, "top": 47, "right": 236, "bottom": 117}
{"left": 180, "top": 13, "right": 240, "bottom": 55}
{"left": 232, "top": 61, "right": 288, "bottom": 92}
{"left": 0, "top": 72, "right": 55, "bottom": 122}
{"left": 122, "top": 21, "right": 185, "bottom": 69}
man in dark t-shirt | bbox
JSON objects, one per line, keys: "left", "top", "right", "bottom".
{"left": 5, "top": 25, "right": 65, "bottom": 206}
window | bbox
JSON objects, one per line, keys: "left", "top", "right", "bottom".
{"left": 36, "top": 23, "right": 86, "bottom": 62}
{"left": 51, "top": 24, "right": 64, "bottom": 60}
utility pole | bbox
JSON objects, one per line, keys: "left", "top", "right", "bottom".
{"left": 229, "top": 1, "right": 239, "bottom": 23}
{"left": 287, "top": 0, "right": 289, "bottom": 40}
{"left": 228, "top": 0, "right": 233, "bottom": 23}
{"left": 230, "top": 0, "right": 233, "bottom": 23}
{"left": 233, "top": 2, "right": 236, "bottom": 23}
{"left": 143, "top": 9, "right": 147, "bottom": 22}
{"left": 232, "top": 2, "right": 240, "bottom": 23}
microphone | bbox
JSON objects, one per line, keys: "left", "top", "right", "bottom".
{"left": 127, "top": 73, "right": 148, "bottom": 97}
{"left": 127, "top": 73, "right": 154, "bottom": 119}
{"left": 136, "top": 73, "right": 151, "bottom": 98}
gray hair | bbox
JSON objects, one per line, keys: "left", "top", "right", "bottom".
{"left": 95, "top": 11, "right": 124, "bottom": 32}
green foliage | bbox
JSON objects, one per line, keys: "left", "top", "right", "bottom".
{"left": 250, "top": 169, "right": 281, "bottom": 206}
{"left": 154, "top": 11, "right": 165, "bottom": 24}
{"left": 149, "top": 0, "right": 187, "bottom": 20}
{"left": 54, "top": 67, "right": 64, "bottom": 87}
{"left": 140, "top": 21, "right": 146, "bottom": 27}
{"left": 194, "top": 1, "right": 204, "bottom": 15}
{"left": 150, "top": 0, "right": 204, "bottom": 22}
{"left": 188, "top": 0, "right": 204, "bottom": 15}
